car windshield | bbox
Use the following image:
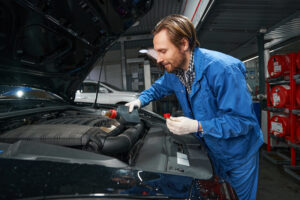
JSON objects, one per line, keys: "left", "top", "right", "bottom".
{"left": 0, "top": 86, "right": 66, "bottom": 113}
{"left": 0, "top": 86, "right": 62, "bottom": 100}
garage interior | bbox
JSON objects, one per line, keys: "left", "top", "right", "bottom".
{"left": 81, "top": 0, "right": 300, "bottom": 199}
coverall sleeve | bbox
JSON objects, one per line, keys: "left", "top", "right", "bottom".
{"left": 138, "top": 73, "right": 174, "bottom": 107}
{"left": 200, "top": 62, "right": 257, "bottom": 139}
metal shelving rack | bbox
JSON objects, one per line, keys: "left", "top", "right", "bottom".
{"left": 266, "top": 53, "right": 299, "bottom": 166}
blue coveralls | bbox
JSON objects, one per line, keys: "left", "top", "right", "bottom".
{"left": 139, "top": 48, "right": 264, "bottom": 199}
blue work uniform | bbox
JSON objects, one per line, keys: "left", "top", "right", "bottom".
{"left": 139, "top": 48, "right": 264, "bottom": 199}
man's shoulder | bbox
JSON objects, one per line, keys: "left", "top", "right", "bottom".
{"left": 195, "top": 48, "right": 241, "bottom": 66}
{"left": 195, "top": 48, "right": 246, "bottom": 76}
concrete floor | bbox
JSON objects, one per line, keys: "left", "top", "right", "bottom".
{"left": 257, "top": 148, "right": 300, "bottom": 200}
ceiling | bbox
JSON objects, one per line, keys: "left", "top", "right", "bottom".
{"left": 111, "top": 0, "right": 300, "bottom": 60}
{"left": 198, "top": 0, "right": 300, "bottom": 60}
{"left": 110, "top": 0, "right": 184, "bottom": 50}
{"left": 124, "top": 0, "right": 184, "bottom": 36}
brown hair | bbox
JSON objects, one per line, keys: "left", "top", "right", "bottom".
{"left": 152, "top": 14, "right": 200, "bottom": 51}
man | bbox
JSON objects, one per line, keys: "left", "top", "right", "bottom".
{"left": 126, "top": 14, "right": 263, "bottom": 199}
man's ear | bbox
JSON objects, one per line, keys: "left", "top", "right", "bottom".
{"left": 180, "top": 38, "right": 189, "bottom": 52}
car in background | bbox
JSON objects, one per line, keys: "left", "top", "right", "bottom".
{"left": 0, "top": 0, "right": 237, "bottom": 199}
{"left": 75, "top": 81, "right": 139, "bottom": 105}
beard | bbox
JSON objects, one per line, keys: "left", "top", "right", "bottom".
{"left": 164, "top": 52, "right": 187, "bottom": 73}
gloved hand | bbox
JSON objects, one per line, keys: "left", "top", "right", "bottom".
{"left": 125, "top": 99, "right": 141, "bottom": 112}
{"left": 166, "top": 116, "right": 200, "bottom": 135}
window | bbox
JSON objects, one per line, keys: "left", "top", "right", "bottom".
{"left": 99, "top": 86, "right": 109, "bottom": 93}
{"left": 82, "top": 83, "right": 97, "bottom": 93}
{"left": 81, "top": 83, "right": 112, "bottom": 93}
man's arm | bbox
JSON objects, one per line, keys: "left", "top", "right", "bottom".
{"left": 138, "top": 72, "right": 174, "bottom": 106}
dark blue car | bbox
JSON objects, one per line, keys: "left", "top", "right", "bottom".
{"left": 0, "top": 0, "right": 237, "bottom": 199}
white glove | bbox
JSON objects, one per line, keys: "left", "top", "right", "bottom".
{"left": 166, "top": 116, "right": 199, "bottom": 135}
{"left": 125, "top": 99, "right": 141, "bottom": 112}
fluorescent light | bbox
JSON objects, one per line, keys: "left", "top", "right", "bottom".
{"left": 139, "top": 49, "right": 148, "bottom": 54}
{"left": 146, "top": 48, "right": 157, "bottom": 60}
{"left": 243, "top": 56, "right": 258, "bottom": 63}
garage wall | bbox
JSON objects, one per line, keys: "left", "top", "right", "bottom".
{"left": 85, "top": 47, "right": 143, "bottom": 90}
{"left": 104, "top": 64, "right": 122, "bottom": 89}
{"left": 85, "top": 64, "right": 123, "bottom": 89}
{"left": 85, "top": 65, "right": 105, "bottom": 82}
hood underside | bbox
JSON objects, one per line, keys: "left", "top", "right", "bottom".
{"left": 0, "top": 0, "right": 152, "bottom": 102}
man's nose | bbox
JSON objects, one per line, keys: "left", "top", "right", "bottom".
{"left": 157, "top": 56, "right": 163, "bottom": 64}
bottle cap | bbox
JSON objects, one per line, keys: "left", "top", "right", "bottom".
{"left": 163, "top": 113, "right": 171, "bottom": 119}
{"left": 109, "top": 109, "right": 117, "bottom": 119}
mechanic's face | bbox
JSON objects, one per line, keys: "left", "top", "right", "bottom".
{"left": 153, "top": 29, "right": 188, "bottom": 73}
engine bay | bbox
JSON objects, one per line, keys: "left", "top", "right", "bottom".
{"left": 0, "top": 105, "right": 213, "bottom": 179}
{"left": 0, "top": 107, "right": 144, "bottom": 158}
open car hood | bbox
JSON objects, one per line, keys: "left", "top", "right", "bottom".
{"left": 0, "top": 0, "right": 152, "bottom": 102}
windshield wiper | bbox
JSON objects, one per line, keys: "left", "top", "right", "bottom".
{"left": 0, "top": 99, "right": 67, "bottom": 113}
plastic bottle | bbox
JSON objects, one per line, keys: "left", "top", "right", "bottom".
{"left": 100, "top": 105, "right": 140, "bottom": 124}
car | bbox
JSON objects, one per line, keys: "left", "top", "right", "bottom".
{"left": 75, "top": 81, "right": 140, "bottom": 105}
{"left": 0, "top": 0, "right": 237, "bottom": 199}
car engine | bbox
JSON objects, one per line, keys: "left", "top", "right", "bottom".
{"left": 0, "top": 106, "right": 213, "bottom": 179}
{"left": 0, "top": 108, "right": 144, "bottom": 156}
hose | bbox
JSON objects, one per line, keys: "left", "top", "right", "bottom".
{"left": 100, "top": 122, "right": 144, "bottom": 154}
